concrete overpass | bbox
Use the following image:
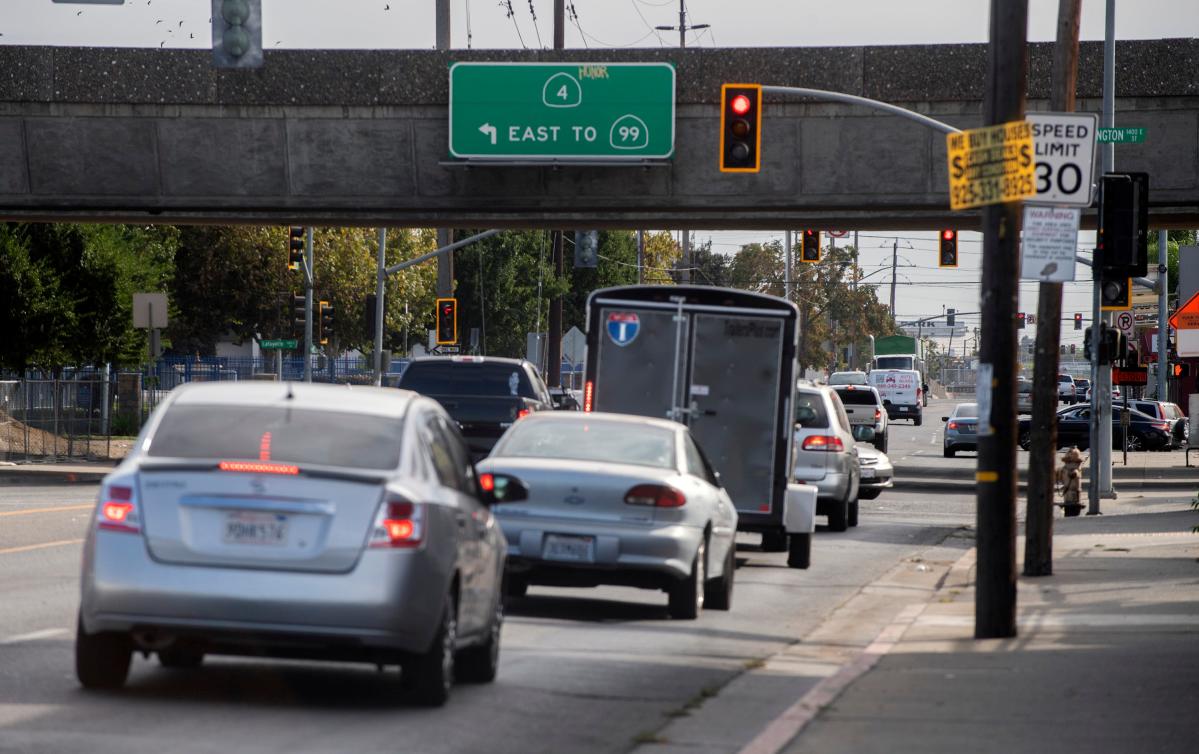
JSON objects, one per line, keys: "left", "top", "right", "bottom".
{"left": 0, "top": 40, "right": 1195, "bottom": 229}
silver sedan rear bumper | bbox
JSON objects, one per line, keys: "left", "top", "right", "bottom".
{"left": 80, "top": 530, "right": 450, "bottom": 654}
{"left": 499, "top": 517, "right": 702, "bottom": 582}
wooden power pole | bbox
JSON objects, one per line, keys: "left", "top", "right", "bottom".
{"left": 975, "top": 0, "right": 1029, "bottom": 640}
{"left": 1024, "top": 0, "right": 1082, "bottom": 577}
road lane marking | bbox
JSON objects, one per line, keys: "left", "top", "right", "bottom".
{"left": 0, "top": 628, "right": 69, "bottom": 645}
{"left": 737, "top": 603, "right": 926, "bottom": 754}
{"left": 0, "top": 538, "right": 85, "bottom": 556}
{"left": 0, "top": 504, "right": 93, "bottom": 518}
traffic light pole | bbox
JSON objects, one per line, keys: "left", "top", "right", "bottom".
{"left": 373, "top": 228, "right": 387, "bottom": 386}
{"left": 1156, "top": 231, "right": 1169, "bottom": 401}
{"left": 304, "top": 227, "right": 314, "bottom": 383}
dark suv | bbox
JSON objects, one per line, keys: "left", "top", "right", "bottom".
{"left": 398, "top": 356, "right": 554, "bottom": 459}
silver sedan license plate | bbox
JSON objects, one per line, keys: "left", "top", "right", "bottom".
{"left": 543, "top": 534, "right": 595, "bottom": 563}
{"left": 861, "top": 468, "right": 877, "bottom": 479}
{"left": 223, "top": 511, "right": 289, "bottom": 546}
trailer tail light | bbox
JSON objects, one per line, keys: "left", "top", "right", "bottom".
{"left": 97, "top": 484, "right": 140, "bottom": 534}
{"left": 368, "top": 497, "right": 426, "bottom": 548}
{"left": 624, "top": 484, "right": 686, "bottom": 508}
{"left": 583, "top": 381, "right": 594, "bottom": 413}
{"left": 802, "top": 435, "right": 844, "bottom": 452}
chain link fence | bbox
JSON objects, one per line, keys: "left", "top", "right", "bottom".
{"left": 0, "top": 377, "right": 114, "bottom": 462}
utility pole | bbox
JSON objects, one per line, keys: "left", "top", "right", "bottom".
{"left": 546, "top": 0, "right": 566, "bottom": 387}
{"left": 975, "top": 0, "right": 1028, "bottom": 640}
{"left": 1090, "top": 0, "right": 1117, "bottom": 515}
{"left": 889, "top": 239, "right": 899, "bottom": 316}
{"left": 435, "top": 0, "right": 454, "bottom": 310}
{"left": 1024, "top": 0, "right": 1081, "bottom": 578}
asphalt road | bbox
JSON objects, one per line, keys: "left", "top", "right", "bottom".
{"left": 0, "top": 428, "right": 978, "bottom": 754}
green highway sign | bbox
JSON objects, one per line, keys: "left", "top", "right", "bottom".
{"left": 259, "top": 338, "right": 297, "bottom": 350}
{"left": 1097, "top": 127, "right": 1146, "bottom": 144}
{"left": 449, "top": 62, "right": 675, "bottom": 160}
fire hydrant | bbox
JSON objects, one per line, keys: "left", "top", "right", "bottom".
{"left": 1056, "top": 446, "right": 1085, "bottom": 517}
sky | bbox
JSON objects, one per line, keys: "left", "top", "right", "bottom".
{"left": 6, "top": 0, "right": 1195, "bottom": 354}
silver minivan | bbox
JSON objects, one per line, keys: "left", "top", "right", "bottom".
{"left": 792, "top": 385, "right": 860, "bottom": 531}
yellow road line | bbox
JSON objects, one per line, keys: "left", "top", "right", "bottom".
{"left": 0, "top": 538, "right": 85, "bottom": 556}
{"left": 0, "top": 504, "right": 93, "bottom": 518}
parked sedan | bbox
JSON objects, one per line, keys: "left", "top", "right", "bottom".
{"left": 942, "top": 403, "right": 979, "bottom": 457}
{"left": 1018, "top": 404, "right": 1172, "bottom": 451}
{"left": 478, "top": 412, "right": 738, "bottom": 620}
{"left": 77, "top": 382, "right": 511, "bottom": 706}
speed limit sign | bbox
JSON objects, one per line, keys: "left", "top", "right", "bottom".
{"left": 1027, "top": 112, "right": 1098, "bottom": 207}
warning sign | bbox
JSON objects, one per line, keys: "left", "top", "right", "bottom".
{"left": 946, "top": 121, "right": 1036, "bottom": 211}
{"left": 1169, "top": 290, "right": 1199, "bottom": 330}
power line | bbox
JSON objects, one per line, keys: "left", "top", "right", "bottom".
{"left": 566, "top": 1, "right": 588, "bottom": 48}
{"left": 500, "top": 0, "right": 527, "bottom": 49}
{"left": 526, "top": 0, "right": 544, "bottom": 48}
{"left": 628, "top": 0, "right": 667, "bottom": 46}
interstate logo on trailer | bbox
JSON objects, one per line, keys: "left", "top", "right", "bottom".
{"left": 606, "top": 312, "right": 640, "bottom": 346}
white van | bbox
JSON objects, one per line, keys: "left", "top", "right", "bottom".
{"left": 868, "top": 369, "right": 923, "bottom": 426}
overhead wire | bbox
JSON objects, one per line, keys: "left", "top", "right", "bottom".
{"left": 464, "top": 0, "right": 473, "bottom": 48}
{"left": 500, "top": 0, "right": 528, "bottom": 49}
{"left": 526, "top": 0, "right": 544, "bottom": 48}
{"left": 629, "top": 0, "right": 668, "bottom": 46}
{"left": 566, "top": 1, "right": 588, "bottom": 48}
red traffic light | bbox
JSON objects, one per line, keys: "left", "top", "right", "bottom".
{"left": 942, "top": 229, "right": 956, "bottom": 241}
{"left": 730, "top": 94, "right": 751, "bottom": 116}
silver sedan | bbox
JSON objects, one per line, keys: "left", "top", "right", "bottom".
{"left": 477, "top": 412, "right": 738, "bottom": 620}
{"left": 77, "top": 382, "right": 509, "bottom": 706}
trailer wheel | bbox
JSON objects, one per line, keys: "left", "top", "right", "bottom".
{"left": 761, "top": 531, "right": 789, "bottom": 552}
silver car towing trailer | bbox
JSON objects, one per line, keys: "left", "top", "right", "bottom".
{"left": 583, "top": 285, "right": 817, "bottom": 569}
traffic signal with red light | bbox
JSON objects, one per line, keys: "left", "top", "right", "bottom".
{"left": 288, "top": 227, "right": 304, "bottom": 271}
{"left": 1074, "top": 312, "right": 1083, "bottom": 330}
{"left": 436, "top": 298, "right": 457, "bottom": 345}
{"left": 719, "top": 84, "right": 762, "bottom": 173}
{"left": 938, "top": 230, "right": 958, "bottom": 268}
{"left": 1016, "top": 312, "right": 1026, "bottom": 329}
{"left": 1171, "top": 363, "right": 1190, "bottom": 378}
{"left": 800, "top": 230, "right": 821, "bottom": 263}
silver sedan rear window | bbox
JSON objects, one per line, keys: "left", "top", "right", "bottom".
{"left": 147, "top": 405, "right": 403, "bottom": 470}
{"left": 494, "top": 419, "right": 676, "bottom": 470}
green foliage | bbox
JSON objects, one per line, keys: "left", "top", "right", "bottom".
{"left": 1148, "top": 230, "right": 1196, "bottom": 300}
{"left": 0, "top": 223, "right": 175, "bottom": 372}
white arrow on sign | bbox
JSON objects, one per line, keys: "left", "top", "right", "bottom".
{"left": 478, "top": 123, "right": 497, "bottom": 145}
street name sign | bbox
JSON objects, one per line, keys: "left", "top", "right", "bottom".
{"left": 900, "top": 324, "right": 967, "bottom": 338}
{"left": 259, "top": 338, "right": 297, "bottom": 350}
{"left": 1097, "top": 127, "right": 1147, "bottom": 144}
{"left": 946, "top": 121, "right": 1035, "bottom": 211}
{"left": 1020, "top": 205, "right": 1080, "bottom": 282}
{"left": 1027, "top": 112, "right": 1098, "bottom": 206}
{"left": 449, "top": 62, "right": 675, "bottom": 160}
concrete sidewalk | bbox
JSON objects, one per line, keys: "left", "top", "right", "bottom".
{"left": 783, "top": 504, "right": 1199, "bottom": 754}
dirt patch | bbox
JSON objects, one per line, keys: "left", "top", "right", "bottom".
{"left": 0, "top": 416, "right": 133, "bottom": 461}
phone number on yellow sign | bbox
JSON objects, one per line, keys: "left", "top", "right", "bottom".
{"left": 949, "top": 173, "right": 1035, "bottom": 211}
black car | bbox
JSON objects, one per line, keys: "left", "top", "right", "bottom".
{"left": 398, "top": 356, "right": 555, "bottom": 460}
{"left": 1018, "top": 404, "right": 1172, "bottom": 451}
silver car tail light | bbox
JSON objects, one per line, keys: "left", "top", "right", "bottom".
{"left": 623, "top": 484, "right": 686, "bottom": 508}
{"left": 368, "top": 497, "right": 426, "bottom": 549}
{"left": 802, "top": 435, "right": 844, "bottom": 452}
{"left": 97, "top": 483, "right": 141, "bottom": 534}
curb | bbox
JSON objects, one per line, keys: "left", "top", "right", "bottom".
{"left": 896, "top": 478, "right": 1199, "bottom": 493}
{"left": 0, "top": 468, "right": 112, "bottom": 485}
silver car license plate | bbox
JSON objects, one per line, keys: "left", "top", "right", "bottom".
{"left": 861, "top": 468, "right": 877, "bottom": 479}
{"left": 543, "top": 534, "right": 595, "bottom": 563}
{"left": 223, "top": 511, "right": 289, "bottom": 546}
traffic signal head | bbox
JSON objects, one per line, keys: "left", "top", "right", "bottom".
{"left": 318, "top": 300, "right": 334, "bottom": 345}
{"left": 436, "top": 298, "right": 457, "bottom": 345}
{"left": 1170, "top": 363, "right": 1190, "bottom": 378}
{"left": 720, "top": 84, "right": 762, "bottom": 173}
{"left": 365, "top": 293, "right": 378, "bottom": 341}
{"left": 1016, "top": 312, "right": 1026, "bottom": 329}
{"left": 292, "top": 294, "right": 306, "bottom": 336}
{"left": 1099, "top": 270, "right": 1131, "bottom": 311}
{"left": 288, "top": 226, "right": 304, "bottom": 271}
{"left": 1074, "top": 312, "right": 1083, "bottom": 330}
{"left": 574, "top": 230, "right": 599, "bottom": 268}
{"left": 1098, "top": 172, "right": 1149, "bottom": 276}
{"left": 938, "top": 229, "right": 958, "bottom": 268}
{"left": 946, "top": 308, "right": 956, "bottom": 327}
{"left": 800, "top": 230, "right": 821, "bottom": 263}
{"left": 1070, "top": 343, "right": 1076, "bottom": 354}
{"left": 212, "top": 0, "right": 264, "bottom": 69}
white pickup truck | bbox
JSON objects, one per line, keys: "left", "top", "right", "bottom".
{"left": 830, "top": 384, "right": 889, "bottom": 452}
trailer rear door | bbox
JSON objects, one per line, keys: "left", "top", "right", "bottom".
{"left": 592, "top": 305, "right": 687, "bottom": 419}
{"left": 687, "top": 313, "right": 785, "bottom": 516}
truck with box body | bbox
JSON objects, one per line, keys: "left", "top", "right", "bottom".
{"left": 583, "top": 285, "right": 816, "bottom": 568}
